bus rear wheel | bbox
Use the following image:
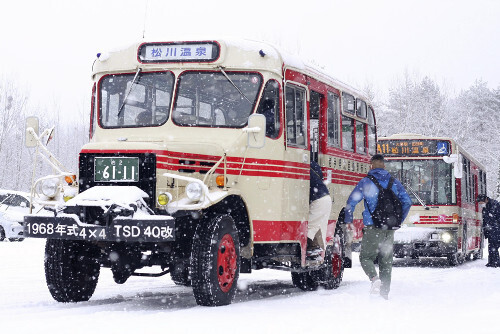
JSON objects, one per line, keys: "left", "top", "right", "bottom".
{"left": 190, "top": 215, "right": 240, "bottom": 306}
{"left": 322, "top": 225, "right": 345, "bottom": 289}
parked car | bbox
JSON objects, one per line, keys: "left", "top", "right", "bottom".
{"left": 0, "top": 189, "right": 35, "bottom": 241}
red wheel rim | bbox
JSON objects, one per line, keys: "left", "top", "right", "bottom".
{"left": 332, "top": 236, "right": 342, "bottom": 277}
{"left": 217, "top": 234, "right": 237, "bottom": 292}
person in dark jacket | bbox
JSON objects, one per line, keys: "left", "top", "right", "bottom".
{"left": 344, "top": 154, "right": 412, "bottom": 299}
{"left": 477, "top": 194, "right": 500, "bottom": 267}
{"left": 307, "top": 160, "right": 332, "bottom": 260}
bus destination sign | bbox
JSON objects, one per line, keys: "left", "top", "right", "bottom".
{"left": 138, "top": 42, "right": 219, "bottom": 63}
{"left": 377, "top": 139, "right": 450, "bottom": 157}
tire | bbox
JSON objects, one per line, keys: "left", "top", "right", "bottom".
{"left": 170, "top": 262, "right": 191, "bottom": 286}
{"left": 291, "top": 271, "right": 318, "bottom": 291}
{"left": 9, "top": 238, "right": 20, "bottom": 242}
{"left": 190, "top": 215, "right": 240, "bottom": 306}
{"left": 447, "top": 253, "right": 459, "bottom": 266}
{"left": 45, "top": 239, "right": 100, "bottom": 302}
{"left": 473, "top": 233, "right": 484, "bottom": 260}
{"left": 0, "top": 226, "right": 5, "bottom": 241}
{"left": 322, "top": 225, "right": 345, "bottom": 289}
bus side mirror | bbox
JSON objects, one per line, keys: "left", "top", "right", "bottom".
{"left": 25, "top": 116, "right": 39, "bottom": 148}
{"left": 245, "top": 114, "right": 266, "bottom": 149}
{"left": 443, "top": 154, "right": 463, "bottom": 179}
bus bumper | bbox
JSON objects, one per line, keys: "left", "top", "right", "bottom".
{"left": 24, "top": 215, "right": 175, "bottom": 243}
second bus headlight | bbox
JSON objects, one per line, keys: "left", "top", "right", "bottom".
{"left": 186, "top": 182, "right": 203, "bottom": 201}
{"left": 441, "top": 232, "right": 452, "bottom": 243}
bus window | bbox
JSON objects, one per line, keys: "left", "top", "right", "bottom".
{"left": 342, "top": 115, "right": 354, "bottom": 151}
{"left": 327, "top": 92, "right": 340, "bottom": 147}
{"left": 386, "top": 160, "right": 455, "bottom": 205}
{"left": 285, "top": 84, "right": 307, "bottom": 148}
{"left": 368, "top": 107, "right": 376, "bottom": 155}
{"left": 257, "top": 80, "right": 280, "bottom": 138}
{"left": 173, "top": 71, "right": 262, "bottom": 127}
{"left": 356, "top": 99, "right": 367, "bottom": 119}
{"left": 342, "top": 93, "right": 355, "bottom": 114}
{"left": 355, "top": 122, "right": 366, "bottom": 154}
{"left": 100, "top": 72, "right": 174, "bottom": 128}
{"left": 90, "top": 83, "right": 96, "bottom": 140}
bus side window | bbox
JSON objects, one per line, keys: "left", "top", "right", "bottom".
{"left": 355, "top": 121, "right": 366, "bottom": 154}
{"left": 257, "top": 80, "right": 280, "bottom": 138}
{"left": 327, "top": 92, "right": 340, "bottom": 147}
{"left": 341, "top": 115, "right": 354, "bottom": 151}
{"left": 285, "top": 84, "right": 307, "bottom": 148}
{"left": 368, "top": 107, "right": 376, "bottom": 155}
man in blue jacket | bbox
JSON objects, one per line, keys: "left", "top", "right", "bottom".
{"left": 344, "top": 154, "right": 412, "bottom": 299}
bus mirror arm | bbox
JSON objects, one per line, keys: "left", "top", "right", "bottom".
{"left": 442, "top": 154, "right": 463, "bottom": 179}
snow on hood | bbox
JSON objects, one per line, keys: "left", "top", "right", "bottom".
{"left": 66, "top": 186, "right": 149, "bottom": 209}
{"left": 394, "top": 225, "right": 437, "bottom": 243}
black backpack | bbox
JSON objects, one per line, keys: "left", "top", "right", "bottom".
{"left": 366, "top": 175, "right": 403, "bottom": 230}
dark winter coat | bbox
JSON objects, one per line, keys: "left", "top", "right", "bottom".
{"left": 344, "top": 168, "right": 412, "bottom": 226}
{"left": 482, "top": 198, "right": 500, "bottom": 241}
{"left": 310, "top": 161, "right": 330, "bottom": 203}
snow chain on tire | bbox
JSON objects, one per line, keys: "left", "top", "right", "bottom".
{"left": 190, "top": 215, "right": 240, "bottom": 306}
{"left": 45, "top": 239, "right": 100, "bottom": 302}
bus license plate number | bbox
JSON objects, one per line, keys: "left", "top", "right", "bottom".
{"left": 94, "top": 157, "right": 139, "bottom": 182}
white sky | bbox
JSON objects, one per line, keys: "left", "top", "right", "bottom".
{"left": 1, "top": 0, "right": 499, "bottom": 116}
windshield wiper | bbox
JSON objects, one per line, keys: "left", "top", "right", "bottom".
{"left": 405, "top": 183, "right": 430, "bottom": 210}
{"left": 117, "top": 68, "right": 142, "bottom": 117}
{"left": 217, "top": 66, "right": 252, "bottom": 105}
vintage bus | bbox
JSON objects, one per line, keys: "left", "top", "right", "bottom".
{"left": 24, "top": 38, "right": 376, "bottom": 306}
{"left": 378, "top": 134, "right": 486, "bottom": 265}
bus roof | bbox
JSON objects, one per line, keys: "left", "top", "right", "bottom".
{"left": 92, "top": 37, "right": 370, "bottom": 103}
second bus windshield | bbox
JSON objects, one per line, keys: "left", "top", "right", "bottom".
{"left": 385, "top": 160, "right": 455, "bottom": 205}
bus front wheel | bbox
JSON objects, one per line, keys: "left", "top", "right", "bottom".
{"left": 190, "top": 215, "right": 240, "bottom": 306}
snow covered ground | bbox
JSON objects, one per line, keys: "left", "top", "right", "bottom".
{"left": 1, "top": 239, "right": 498, "bottom": 334}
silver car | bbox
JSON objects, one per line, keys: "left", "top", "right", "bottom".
{"left": 0, "top": 190, "right": 33, "bottom": 241}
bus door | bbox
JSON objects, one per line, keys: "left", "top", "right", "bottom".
{"left": 284, "top": 83, "right": 309, "bottom": 218}
{"left": 309, "top": 90, "right": 323, "bottom": 163}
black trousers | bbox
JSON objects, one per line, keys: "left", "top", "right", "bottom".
{"left": 487, "top": 238, "right": 500, "bottom": 264}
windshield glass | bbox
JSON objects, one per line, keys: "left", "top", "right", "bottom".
{"left": 100, "top": 72, "right": 174, "bottom": 128}
{"left": 172, "top": 71, "right": 262, "bottom": 127}
{"left": 385, "top": 160, "right": 455, "bottom": 205}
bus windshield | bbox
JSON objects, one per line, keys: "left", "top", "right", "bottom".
{"left": 100, "top": 71, "right": 175, "bottom": 128}
{"left": 172, "top": 71, "right": 262, "bottom": 127}
{"left": 385, "top": 160, "right": 455, "bottom": 205}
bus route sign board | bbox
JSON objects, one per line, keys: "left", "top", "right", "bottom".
{"left": 378, "top": 139, "right": 450, "bottom": 157}
{"left": 138, "top": 42, "right": 220, "bottom": 63}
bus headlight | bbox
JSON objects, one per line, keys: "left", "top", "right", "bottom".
{"left": 39, "top": 178, "right": 59, "bottom": 198}
{"left": 186, "top": 182, "right": 203, "bottom": 201}
{"left": 441, "top": 232, "right": 452, "bottom": 243}
{"left": 157, "top": 192, "right": 172, "bottom": 206}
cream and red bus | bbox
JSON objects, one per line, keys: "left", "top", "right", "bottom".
{"left": 378, "top": 134, "right": 486, "bottom": 265}
{"left": 24, "top": 38, "right": 376, "bottom": 306}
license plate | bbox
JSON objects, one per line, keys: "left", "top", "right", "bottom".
{"left": 94, "top": 157, "right": 139, "bottom": 182}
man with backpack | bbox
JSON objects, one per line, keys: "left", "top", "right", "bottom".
{"left": 344, "top": 154, "right": 412, "bottom": 299}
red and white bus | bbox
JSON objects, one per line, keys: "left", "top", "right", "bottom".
{"left": 25, "top": 38, "right": 376, "bottom": 306}
{"left": 378, "top": 134, "right": 486, "bottom": 265}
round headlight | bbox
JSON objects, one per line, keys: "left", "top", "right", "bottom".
{"left": 186, "top": 182, "right": 203, "bottom": 201}
{"left": 157, "top": 192, "right": 172, "bottom": 206}
{"left": 441, "top": 232, "right": 452, "bottom": 243}
{"left": 40, "top": 178, "right": 59, "bottom": 198}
